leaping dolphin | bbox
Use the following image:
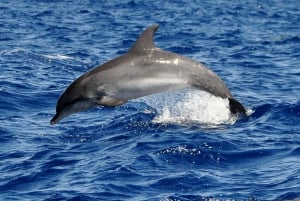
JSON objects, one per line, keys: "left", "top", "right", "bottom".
{"left": 50, "top": 25, "right": 246, "bottom": 125}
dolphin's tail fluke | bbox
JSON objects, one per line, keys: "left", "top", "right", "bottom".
{"left": 229, "top": 98, "right": 246, "bottom": 114}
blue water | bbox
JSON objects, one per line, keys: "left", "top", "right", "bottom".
{"left": 1, "top": 0, "right": 299, "bottom": 200}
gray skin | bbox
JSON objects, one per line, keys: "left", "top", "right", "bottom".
{"left": 50, "top": 25, "right": 245, "bottom": 125}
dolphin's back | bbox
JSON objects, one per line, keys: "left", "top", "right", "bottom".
{"left": 129, "top": 49, "right": 233, "bottom": 99}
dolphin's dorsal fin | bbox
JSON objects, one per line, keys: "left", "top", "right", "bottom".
{"left": 128, "top": 25, "right": 159, "bottom": 53}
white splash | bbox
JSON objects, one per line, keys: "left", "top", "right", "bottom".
{"left": 138, "top": 89, "right": 237, "bottom": 126}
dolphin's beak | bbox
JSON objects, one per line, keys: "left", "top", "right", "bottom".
{"left": 50, "top": 111, "right": 68, "bottom": 125}
{"left": 50, "top": 114, "right": 58, "bottom": 125}
{"left": 50, "top": 98, "right": 97, "bottom": 125}
{"left": 50, "top": 114, "right": 62, "bottom": 125}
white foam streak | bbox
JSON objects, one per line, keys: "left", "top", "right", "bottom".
{"left": 43, "top": 54, "right": 73, "bottom": 60}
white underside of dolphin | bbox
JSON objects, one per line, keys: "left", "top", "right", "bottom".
{"left": 50, "top": 25, "right": 246, "bottom": 125}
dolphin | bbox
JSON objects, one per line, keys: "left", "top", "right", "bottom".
{"left": 50, "top": 25, "right": 246, "bottom": 125}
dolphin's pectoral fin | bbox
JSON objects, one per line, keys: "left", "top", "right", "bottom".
{"left": 229, "top": 98, "right": 246, "bottom": 114}
{"left": 92, "top": 96, "right": 127, "bottom": 107}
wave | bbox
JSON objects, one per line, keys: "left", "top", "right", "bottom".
{"left": 250, "top": 100, "right": 300, "bottom": 131}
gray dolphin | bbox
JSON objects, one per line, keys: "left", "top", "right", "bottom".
{"left": 50, "top": 25, "right": 246, "bottom": 125}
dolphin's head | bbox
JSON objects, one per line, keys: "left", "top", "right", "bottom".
{"left": 50, "top": 80, "right": 98, "bottom": 125}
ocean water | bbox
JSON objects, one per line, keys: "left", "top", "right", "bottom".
{"left": 1, "top": 0, "right": 299, "bottom": 200}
